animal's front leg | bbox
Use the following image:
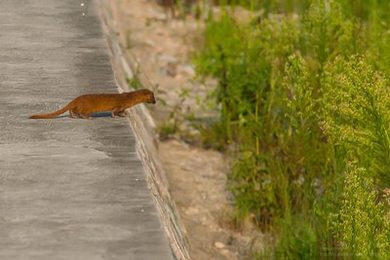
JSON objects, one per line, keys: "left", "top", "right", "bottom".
{"left": 111, "top": 107, "right": 125, "bottom": 118}
{"left": 111, "top": 111, "right": 116, "bottom": 118}
{"left": 115, "top": 110, "right": 126, "bottom": 117}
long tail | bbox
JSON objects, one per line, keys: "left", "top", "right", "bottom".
{"left": 29, "top": 103, "right": 72, "bottom": 119}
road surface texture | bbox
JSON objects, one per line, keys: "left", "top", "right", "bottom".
{"left": 0, "top": 0, "right": 173, "bottom": 259}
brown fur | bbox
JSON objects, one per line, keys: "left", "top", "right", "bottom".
{"left": 29, "top": 89, "right": 156, "bottom": 119}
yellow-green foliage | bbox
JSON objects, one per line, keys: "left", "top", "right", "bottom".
{"left": 338, "top": 161, "right": 390, "bottom": 258}
{"left": 321, "top": 55, "right": 390, "bottom": 258}
{"left": 195, "top": 0, "right": 390, "bottom": 257}
{"left": 302, "top": 0, "right": 356, "bottom": 64}
{"left": 322, "top": 56, "right": 390, "bottom": 184}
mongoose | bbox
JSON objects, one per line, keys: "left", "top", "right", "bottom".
{"left": 29, "top": 89, "right": 156, "bottom": 119}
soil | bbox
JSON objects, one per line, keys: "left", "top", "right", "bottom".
{"left": 108, "top": 1, "right": 264, "bottom": 259}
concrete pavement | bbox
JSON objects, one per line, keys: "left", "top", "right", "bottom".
{"left": 0, "top": 0, "right": 173, "bottom": 259}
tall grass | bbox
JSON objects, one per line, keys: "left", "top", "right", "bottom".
{"left": 195, "top": 0, "right": 390, "bottom": 257}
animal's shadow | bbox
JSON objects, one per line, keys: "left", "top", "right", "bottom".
{"left": 56, "top": 112, "right": 116, "bottom": 119}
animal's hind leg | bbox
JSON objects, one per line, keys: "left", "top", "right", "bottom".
{"left": 69, "top": 109, "right": 77, "bottom": 118}
{"left": 70, "top": 109, "right": 90, "bottom": 119}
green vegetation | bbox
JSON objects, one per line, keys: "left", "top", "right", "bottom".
{"left": 126, "top": 76, "right": 143, "bottom": 89}
{"left": 195, "top": 0, "right": 390, "bottom": 257}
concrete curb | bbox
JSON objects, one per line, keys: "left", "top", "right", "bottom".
{"left": 97, "top": 1, "right": 191, "bottom": 259}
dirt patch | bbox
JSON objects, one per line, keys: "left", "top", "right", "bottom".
{"left": 159, "top": 140, "right": 266, "bottom": 259}
{"left": 108, "top": 1, "right": 264, "bottom": 259}
{"left": 109, "top": 0, "right": 211, "bottom": 122}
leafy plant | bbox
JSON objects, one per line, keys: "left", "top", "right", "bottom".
{"left": 336, "top": 160, "right": 390, "bottom": 258}
{"left": 322, "top": 56, "right": 390, "bottom": 185}
{"left": 194, "top": 0, "right": 390, "bottom": 257}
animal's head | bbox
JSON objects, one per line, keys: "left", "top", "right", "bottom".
{"left": 134, "top": 89, "right": 156, "bottom": 104}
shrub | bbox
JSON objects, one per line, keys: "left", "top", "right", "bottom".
{"left": 195, "top": 0, "right": 390, "bottom": 257}
{"left": 322, "top": 56, "right": 390, "bottom": 185}
{"left": 337, "top": 160, "right": 390, "bottom": 258}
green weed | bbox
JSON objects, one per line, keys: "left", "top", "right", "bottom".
{"left": 194, "top": 0, "right": 390, "bottom": 257}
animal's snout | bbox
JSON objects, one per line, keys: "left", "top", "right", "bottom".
{"left": 151, "top": 95, "right": 156, "bottom": 104}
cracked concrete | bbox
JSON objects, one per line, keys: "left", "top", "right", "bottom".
{"left": 0, "top": 0, "right": 172, "bottom": 259}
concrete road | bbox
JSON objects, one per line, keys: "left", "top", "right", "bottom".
{"left": 0, "top": 0, "right": 172, "bottom": 259}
